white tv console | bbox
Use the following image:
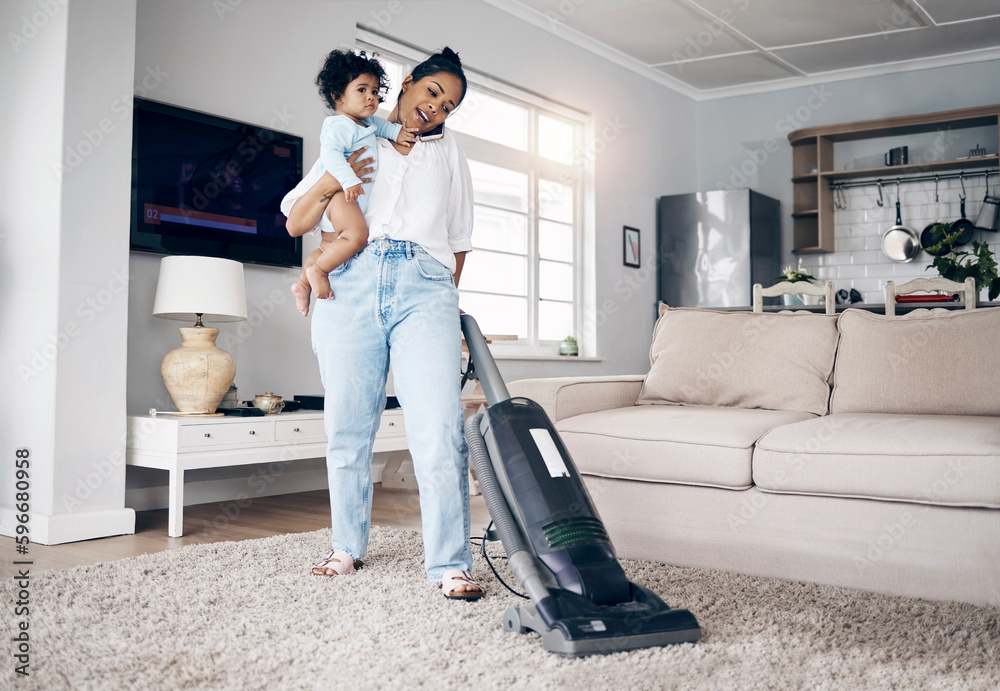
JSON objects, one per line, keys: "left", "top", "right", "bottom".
{"left": 126, "top": 409, "right": 407, "bottom": 537}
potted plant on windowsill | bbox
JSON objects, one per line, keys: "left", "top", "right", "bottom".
{"left": 924, "top": 228, "right": 1000, "bottom": 302}
{"left": 774, "top": 259, "right": 819, "bottom": 305}
{"left": 559, "top": 336, "right": 579, "bottom": 356}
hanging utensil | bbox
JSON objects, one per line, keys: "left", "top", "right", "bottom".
{"left": 973, "top": 172, "right": 999, "bottom": 232}
{"left": 950, "top": 173, "right": 975, "bottom": 246}
{"left": 881, "top": 181, "right": 920, "bottom": 263}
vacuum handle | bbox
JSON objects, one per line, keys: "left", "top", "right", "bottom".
{"left": 460, "top": 313, "right": 510, "bottom": 406}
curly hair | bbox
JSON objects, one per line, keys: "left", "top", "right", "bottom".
{"left": 315, "top": 49, "right": 390, "bottom": 112}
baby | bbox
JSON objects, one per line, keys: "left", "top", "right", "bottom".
{"left": 292, "top": 49, "right": 416, "bottom": 316}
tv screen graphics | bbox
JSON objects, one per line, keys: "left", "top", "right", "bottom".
{"left": 130, "top": 98, "right": 303, "bottom": 268}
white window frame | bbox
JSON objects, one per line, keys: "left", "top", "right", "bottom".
{"left": 357, "top": 28, "right": 596, "bottom": 358}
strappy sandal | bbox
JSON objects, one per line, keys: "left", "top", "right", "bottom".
{"left": 311, "top": 550, "right": 362, "bottom": 576}
{"left": 440, "top": 569, "right": 484, "bottom": 601}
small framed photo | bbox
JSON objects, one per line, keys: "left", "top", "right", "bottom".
{"left": 623, "top": 226, "right": 640, "bottom": 268}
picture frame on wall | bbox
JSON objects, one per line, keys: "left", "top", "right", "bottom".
{"left": 623, "top": 226, "right": 640, "bottom": 267}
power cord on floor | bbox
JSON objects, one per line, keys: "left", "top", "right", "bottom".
{"left": 469, "top": 521, "right": 529, "bottom": 599}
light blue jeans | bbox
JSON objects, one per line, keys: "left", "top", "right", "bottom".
{"left": 311, "top": 238, "right": 472, "bottom": 581}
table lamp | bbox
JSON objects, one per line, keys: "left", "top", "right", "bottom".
{"left": 152, "top": 256, "right": 248, "bottom": 415}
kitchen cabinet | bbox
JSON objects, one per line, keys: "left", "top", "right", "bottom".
{"left": 788, "top": 104, "right": 1000, "bottom": 253}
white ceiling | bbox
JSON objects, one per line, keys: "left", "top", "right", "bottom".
{"left": 485, "top": 0, "right": 1000, "bottom": 99}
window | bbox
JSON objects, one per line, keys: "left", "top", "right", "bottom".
{"left": 358, "top": 33, "right": 592, "bottom": 353}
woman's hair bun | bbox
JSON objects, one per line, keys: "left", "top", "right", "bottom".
{"left": 438, "top": 46, "right": 462, "bottom": 67}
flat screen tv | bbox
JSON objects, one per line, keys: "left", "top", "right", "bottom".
{"left": 130, "top": 98, "right": 303, "bottom": 268}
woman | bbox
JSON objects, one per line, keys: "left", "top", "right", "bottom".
{"left": 282, "top": 48, "right": 483, "bottom": 600}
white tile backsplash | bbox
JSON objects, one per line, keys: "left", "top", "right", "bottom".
{"left": 799, "top": 176, "right": 999, "bottom": 303}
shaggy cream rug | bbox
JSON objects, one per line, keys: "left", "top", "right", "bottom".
{"left": 3, "top": 525, "right": 998, "bottom": 690}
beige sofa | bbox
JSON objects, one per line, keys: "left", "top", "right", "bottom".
{"left": 509, "top": 306, "right": 1000, "bottom": 606}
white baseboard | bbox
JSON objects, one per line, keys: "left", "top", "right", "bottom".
{"left": 0, "top": 506, "right": 136, "bottom": 545}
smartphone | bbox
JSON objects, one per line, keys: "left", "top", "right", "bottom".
{"left": 416, "top": 123, "right": 445, "bottom": 141}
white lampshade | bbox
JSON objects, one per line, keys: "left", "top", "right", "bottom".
{"left": 153, "top": 256, "right": 248, "bottom": 322}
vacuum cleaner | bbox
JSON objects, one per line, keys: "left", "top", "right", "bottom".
{"left": 460, "top": 314, "right": 701, "bottom": 656}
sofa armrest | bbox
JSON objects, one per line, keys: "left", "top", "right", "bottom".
{"left": 506, "top": 375, "right": 645, "bottom": 423}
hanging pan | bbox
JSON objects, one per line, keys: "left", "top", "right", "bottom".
{"left": 920, "top": 177, "right": 952, "bottom": 257}
{"left": 881, "top": 181, "right": 920, "bottom": 263}
{"left": 950, "top": 173, "right": 975, "bottom": 245}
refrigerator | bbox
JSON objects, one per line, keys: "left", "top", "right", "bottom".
{"left": 657, "top": 189, "right": 780, "bottom": 308}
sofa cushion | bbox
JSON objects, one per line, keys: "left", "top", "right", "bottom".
{"left": 830, "top": 307, "right": 1000, "bottom": 416}
{"left": 636, "top": 306, "right": 839, "bottom": 415}
{"left": 555, "top": 404, "right": 816, "bottom": 490}
{"left": 754, "top": 413, "right": 1000, "bottom": 508}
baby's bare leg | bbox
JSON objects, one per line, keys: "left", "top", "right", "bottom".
{"left": 306, "top": 194, "right": 370, "bottom": 300}
{"left": 291, "top": 236, "right": 337, "bottom": 317}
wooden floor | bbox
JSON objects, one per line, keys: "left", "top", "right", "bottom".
{"left": 1, "top": 486, "right": 492, "bottom": 577}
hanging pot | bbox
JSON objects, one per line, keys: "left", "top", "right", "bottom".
{"left": 920, "top": 177, "right": 951, "bottom": 256}
{"left": 973, "top": 173, "right": 999, "bottom": 232}
{"left": 881, "top": 183, "right": 920, "bottom": 263}
{"left": 950, "top": 174, "right": 975, "bottom": 245}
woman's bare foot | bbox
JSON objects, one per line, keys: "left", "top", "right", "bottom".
{"left": 291, "top": 278, "right": 311, "bottom": 317}
{"left": 306, "top": 265, "right": 334, "bottom": 301}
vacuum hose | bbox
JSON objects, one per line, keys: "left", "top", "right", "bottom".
{"left": 466, "top": 413, "right": 527, "bottom": 557}
{"left": 466, "top": 413, "right": 554, "bottom": 603}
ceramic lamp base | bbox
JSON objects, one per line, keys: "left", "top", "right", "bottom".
{"left": 161, "top": 326, "right": 236, "bottom": 414}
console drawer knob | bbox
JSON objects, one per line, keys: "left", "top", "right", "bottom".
{"left": 204, "top": 433, "right": 211, "bottom": 438}
{"left": 249, "top": 430, "right": 255, "bottom": 435}
{"left": 293, "top": 427, "right": 300, "bottom": 432}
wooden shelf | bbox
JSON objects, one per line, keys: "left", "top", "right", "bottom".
{"left": 788, "top": 104, "right": 1000, "bottom": 254}
{"left": 822, "top": 155, "right": 999, "bottom": 181}
{"left": 788, "top": 104, "right": 1000, "bottom": 144}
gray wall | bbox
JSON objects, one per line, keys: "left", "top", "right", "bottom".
{"left": 694, "top": 60, "right": 1000, "bottom": 268}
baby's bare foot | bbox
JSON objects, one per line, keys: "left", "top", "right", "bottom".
{"left": 306, "top": 265, "right": 334, "bottom": 300}
{"left": 291, "top": 279, "right": 311, "bottom": 317}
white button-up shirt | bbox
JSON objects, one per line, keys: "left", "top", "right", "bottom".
{"left": 281, "top": 129, "right": 474, "bottom": 273}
